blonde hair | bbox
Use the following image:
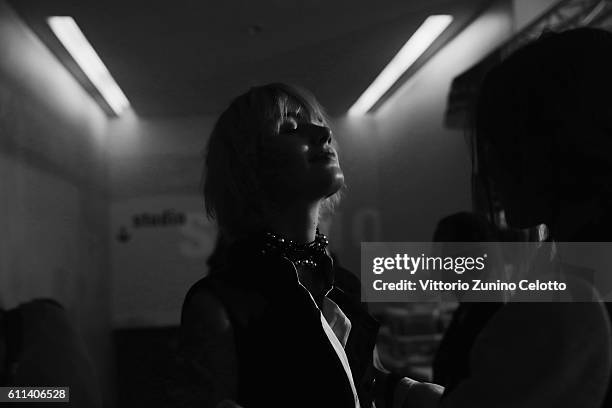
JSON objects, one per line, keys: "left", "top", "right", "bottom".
{"left": 203, "top": 83, "right": 340, "bottom": 240}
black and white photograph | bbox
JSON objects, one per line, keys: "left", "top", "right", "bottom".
{"left": 2, "top": 0, "right": 612, "bottom": 407}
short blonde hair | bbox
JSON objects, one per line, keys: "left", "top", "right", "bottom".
{"left": 203, "top": 83, "right": 340, "bottom": 240}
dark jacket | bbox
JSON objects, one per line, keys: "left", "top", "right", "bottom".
{"left": 178, "top": 240, "right": 379, "bottom": 408}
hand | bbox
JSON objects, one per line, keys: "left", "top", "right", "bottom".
{"left": 398, "top": 379, "right": 444, "bottom": 408}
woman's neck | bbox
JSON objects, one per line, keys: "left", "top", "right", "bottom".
{"left": 266, "top": 201, "right": 321, "bottom": 244}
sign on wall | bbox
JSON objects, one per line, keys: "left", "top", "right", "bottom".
{"left": 110, "top": 195, "right": 216, "bottom": 328}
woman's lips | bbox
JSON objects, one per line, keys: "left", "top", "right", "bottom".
{"left": 310, "top": 151, "right": 336, "bottom": 163}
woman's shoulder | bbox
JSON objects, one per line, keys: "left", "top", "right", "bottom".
{"left": 181, "top": 277, "right": 233, "bottom": 334}
{"left": 182, "top": 272, "right": 269, "bottom": 332}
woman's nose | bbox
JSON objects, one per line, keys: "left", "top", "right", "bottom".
{"left": 307, "top": 124, "right": 332, "bottom": 145}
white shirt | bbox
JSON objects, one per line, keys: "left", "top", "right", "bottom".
{"left": 321, "top": 297, "right": 360, "bottom": 408}
{"left": 299, "top": 282, "right": 361, "bottom": 408}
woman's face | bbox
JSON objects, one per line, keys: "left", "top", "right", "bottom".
{"left": 260, "top": 111, "right": 344, "bottom": 202}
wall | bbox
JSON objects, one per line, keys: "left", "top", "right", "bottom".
{"left": 0, "top": 0, "right": 113, "bottom": 405}
{"left": 513, "top": 0, "right": 562, "bottom": 31}
{"left": 107, "top": 115, "right": 217, "bottom": 327}
{"left": 367, "top": 0, "right": 514, "bottom": 244}
{"left": 354, "top": 0, "right": 558, "bottom": 251}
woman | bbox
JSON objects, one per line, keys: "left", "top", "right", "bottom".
{"left": 172, "top": 83, "right": 427, "bottom": 408}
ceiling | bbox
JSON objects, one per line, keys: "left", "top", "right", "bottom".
{"left": 8, "top": 0, "right": 492, "bottom": 118}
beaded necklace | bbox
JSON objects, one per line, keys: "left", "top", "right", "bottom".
{"left": 261, "top": 228, "right": 329, "bottom": 269}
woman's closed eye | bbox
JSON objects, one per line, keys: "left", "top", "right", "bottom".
{"left": 279, "top": 117, "right": 299, "bottom": 134}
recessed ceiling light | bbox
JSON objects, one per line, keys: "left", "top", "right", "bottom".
{"left": 348, "top": 15, "right": 453, "bottom": 116}
{"left": 47, "top": 16, "right": 130, "bottom": 116}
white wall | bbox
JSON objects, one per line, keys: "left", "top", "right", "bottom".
{"left": 107, "top": 115, "right": 217, "bottom": 327}
{"left": 0, "top": 1, "right": 113, "bottom": 404}
{"left": 369, "top": 0, "right": 513, "bottom": 242}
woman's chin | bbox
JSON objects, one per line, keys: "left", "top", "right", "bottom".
{"left": 324, "top": 172, "right": 345, "bottom": 197}
{"left": 287, "top": 167, "right": 345, "bottom": 201}
{"left": 305, "top": 171, "right": 344, "bottom": 200}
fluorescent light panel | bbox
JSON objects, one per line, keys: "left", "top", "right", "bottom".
{"left": 47, "top": 16, "right": 130, "bottom": 116}
{"left": 348, "top": 15, "right": 453, "bottom": 116}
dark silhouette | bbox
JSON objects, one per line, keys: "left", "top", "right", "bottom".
{"left": 461, "top": 27, "right": 612, "bottom": 408}
{"left": 0, "top": 299, "right": 102, "bottom": 407}
{"left": 431, "top": 212, "right": 503, "bottom": 393}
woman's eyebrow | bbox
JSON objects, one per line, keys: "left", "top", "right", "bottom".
{"left": 283, "top": 105, "right": 321, "bottom": 124}
{"left": 285, "top": 108, "right": 303, "bottom": 119}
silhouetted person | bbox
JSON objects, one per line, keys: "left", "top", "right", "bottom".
{"left": 389, "top": 28, "right": 612, "bottom": 408}
{"left": 431, "top": 212, "right": 503, "bottom": 392}
{"left": 476, "top": 27, "right": 612, "bottom": 408}
{"left": 0, "top": 299, "right": 102, "bottom": 407}
{"left": 453, "top": 28, "right": 612, "bottom": 407}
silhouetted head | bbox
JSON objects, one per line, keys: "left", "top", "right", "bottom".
{"left": 475, "top": 28, "right": 612, "bottom": 231}
{"left": 203, "top": 83, "right": 344, "bottom": 239}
